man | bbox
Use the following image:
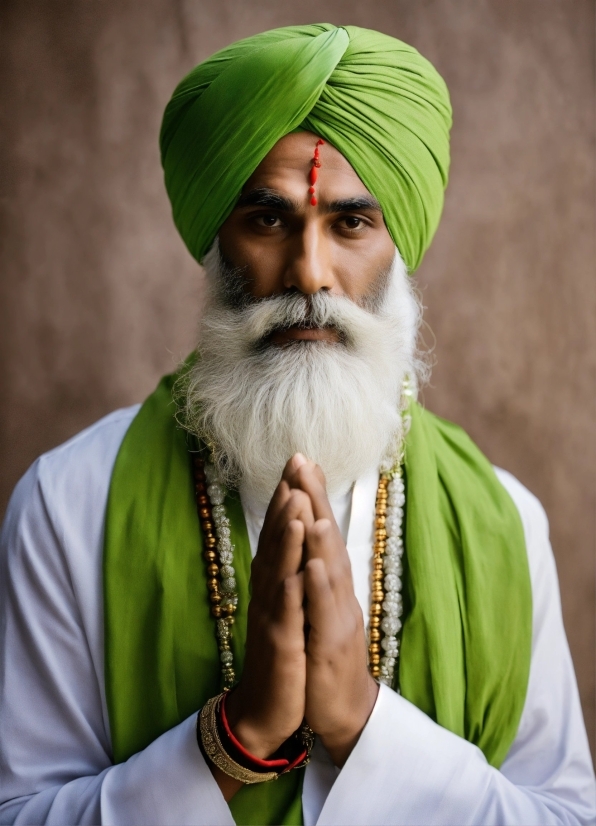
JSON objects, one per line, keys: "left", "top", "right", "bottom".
{"left": 0, "top": 23, "right": 594, "bottom": 826}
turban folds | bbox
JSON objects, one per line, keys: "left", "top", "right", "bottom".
{"left": 160, "top": 24, "right": 452, "bottom": 273}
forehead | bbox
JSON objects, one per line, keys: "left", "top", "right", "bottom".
{"left": 242, "top": 130, "right": 371, "bottom": 197}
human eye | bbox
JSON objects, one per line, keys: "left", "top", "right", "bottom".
{"left": 336, "top": 215, "right": 369, "bottom": 233}
{"left": 344, "top": 216, "right": 364, "bottom": 229}
{"left": 253, "top": 213, "right": 283, "bottom": 228}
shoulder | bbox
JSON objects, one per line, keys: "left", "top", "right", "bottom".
{"left": 37, "top": 405, "right": 138, "bottom": 494}
{"left": 0, "top": 405, "right": 142, "bottom": 684}
{"left": 492, "top": 466, "right": 566, "bottom": 661}
{"left": 1, "top": 405, "right": 140, "bottom": 565}
{"left": 35, "top": 405, "right": 141, "bottom": 491}
{"left": 0, "top": 407, "right": 141, "bottom": 778}
{"left": 493, "top": 467, "right": 549, "bottom": 543}
{"left": 494, "top": 476, "right": 595, "bottom": 806}
{"left": 492, "top": 467, "right": 553, "bottom": 590}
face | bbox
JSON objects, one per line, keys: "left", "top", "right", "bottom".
{"left": 217, "top": 131, "right": 396, "bottom": 345}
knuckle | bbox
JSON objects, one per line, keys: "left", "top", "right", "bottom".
{"left": 267, "top": 624, "right": 284, "bottom": 647}
{"left": 305, "top": 557, "right": 322, "bottom": 575}
{"left": 311, "top": 519, "right": 330, "bottom": 539}
{"left": 286, "top": 518, "right": 302, "bottom": 535}
{"left": 267, "top": 622, "right": 301, "bottom": 653}
{"left": 288, "top": 489, "right": 307, "bottom": 508}
{"left": 282, "top": 575, "right": 300, "bottom": 599}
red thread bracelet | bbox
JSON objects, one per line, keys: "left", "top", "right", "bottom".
{"left": 220, "top": 692, "right": 308, "bottom": 773}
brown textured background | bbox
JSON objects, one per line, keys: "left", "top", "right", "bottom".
{"left": 1, "top": 0, "right": 594, "bottom": 757}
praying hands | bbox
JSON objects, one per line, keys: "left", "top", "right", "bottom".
{"left": 220, "top": 454, "right": 379, "bottom": 801}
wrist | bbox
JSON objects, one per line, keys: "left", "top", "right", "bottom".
{"left": 230, "top": 720, "right": 285, "bottom": 760}
{"left": 317, "top": 678, "right": 379, "bottom": 767}
{"left": 320, "top": 730, "right": 360, "bottom": 768}
{"left": 224, "top": 689, "right": 286, "bottom": 759}
{"left": 197, "top": 694, "right": 291, "bottom": 789}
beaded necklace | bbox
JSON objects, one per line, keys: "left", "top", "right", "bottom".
{"left": 192, "top": 388, "right": 410, "bottom": 691}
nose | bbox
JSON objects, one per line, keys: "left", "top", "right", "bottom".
{"left": 282, "top": 220, "right": 335, "bottom": 294}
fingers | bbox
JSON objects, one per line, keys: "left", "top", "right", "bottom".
{"left": 285, "top": 461, "right": 352, "bottom": 583}
{"left": 282, "top": 453, "right": 308, "bottom": 483}
{"left": 280, "top": 488, "right": 315, "bottom": 531}
{"left": 287, "top": 461, "right": 334, "bottom": 523}
{"left": 255, "top": 454, "right": 337, "bottom": 588}
{"left": 257, "top": 487, "right": 314, "bottom": 570}
{"left": 275, "top": 519, "right": 305, "bottom": 583}
{"left": 282, "top": 570, "right": 305, "bottom": 633}
{"left": 260, "top": 479, "right": 292, "bottom": 541}
{"left": 260, "top": 455, "right": 314, "bottom": 553}
{"left": 305, "top": 517, "right": 333, "bottom": 558}
{"left": 283, "top": 454, "right": 325, "bottom": 495}
{"left": 261, "top": 453, "right": 316, "bottom": 537}
{"left": 304, "top": 556, "right": 334, "bottom": 631}
{"left": 281, "top": 454, "right": 334, "bottom": 524}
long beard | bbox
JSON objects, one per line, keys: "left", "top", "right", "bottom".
{"left": 178, "top": 244, "right": 424, "bottom": 507}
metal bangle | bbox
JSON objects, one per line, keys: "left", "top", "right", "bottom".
{"left": 198, "top": 694, "right": 279, "bottom": 784}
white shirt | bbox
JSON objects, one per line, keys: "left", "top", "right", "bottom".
{"left": 0, "top": 406, "right": 594, "bottom": 826}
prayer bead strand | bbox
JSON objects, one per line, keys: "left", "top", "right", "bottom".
{"left": 193, "top": 456, "right": 238, "bottom": 690}
{"left": 378, "top": 467, "right": 405, "bottom": 686}
{"left": 368, "top": 477, "right": 388, "bottom": 679}
{"left": 371, "top": 380, "right": 410, "bottom": 687}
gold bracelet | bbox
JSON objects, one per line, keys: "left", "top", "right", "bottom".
{"left": 198, "top": 694, "right": 279, "bottom": 784}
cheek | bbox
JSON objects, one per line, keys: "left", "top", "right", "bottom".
{"left": 219, "top": 230, "right": 286, "bottom": 298}
{"left": 217, "top": 219, "right": 245, "bottom": 267}
{"left": 363, "top": 234, "right": 397, "bottom": 292}
{"left": 374, "top": 225, "right": 398, "bottom": 271}
{"left": 335, "top": 241, "right": 396, "bottom": 300}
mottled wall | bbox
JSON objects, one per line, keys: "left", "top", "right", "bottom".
{"left": 1, "top": 0, "right": 594, "bottom": 756}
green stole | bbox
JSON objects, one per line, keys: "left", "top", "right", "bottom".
{"left": 103, "top": 372, "right": 532, "bottom": 825}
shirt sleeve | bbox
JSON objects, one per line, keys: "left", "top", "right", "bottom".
{"left": 0, "top": 416, "right": 234, "bottom": 826}
{"left": 313, "top": 469, "right": 596, "bottom": 826}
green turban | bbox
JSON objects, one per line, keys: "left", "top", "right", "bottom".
{"left": 160, "top": 24, "right": 452, "bottom": 273}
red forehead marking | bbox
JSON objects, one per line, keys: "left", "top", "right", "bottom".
{"left": 309, "top": 139, "right": 325, "bottom": 206}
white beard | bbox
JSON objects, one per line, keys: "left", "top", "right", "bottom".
{"left": 178, "top": 243, "right": 424, "bottom": 508}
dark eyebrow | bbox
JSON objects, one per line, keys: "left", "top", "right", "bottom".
{"left": 234, "top": 188, "right": 382, "bottom": 215}
{"left": 234, "top": 187, "right": 299, "bottom": 212}
{"left": 325, "top": 196, "right": 382, "bottom": 214}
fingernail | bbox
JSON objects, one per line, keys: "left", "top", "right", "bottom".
{"left": 293, "top": 452, "right": 307, "bottom": 467}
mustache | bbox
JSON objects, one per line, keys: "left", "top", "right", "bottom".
{"left": 215, "top": 288, "right": 388, "bottom": 352}
{"left": 211, "top": 257, "right": 393, "bottom": 349}
{"left": 248, "top": 293, "right": 351, "bottom": 347}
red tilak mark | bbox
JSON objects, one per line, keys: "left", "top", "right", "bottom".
{"left": 309, "top": 139, "right": 325, "bottom": 206}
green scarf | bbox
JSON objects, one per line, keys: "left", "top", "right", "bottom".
{"left": 104, "top": 372, "right": 531, "bottom": 824}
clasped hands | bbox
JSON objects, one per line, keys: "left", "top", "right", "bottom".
{"left": 219, "top": 454, "right": 378, "bottom": 798}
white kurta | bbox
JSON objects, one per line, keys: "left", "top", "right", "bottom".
{"left": 0, "top": 406, "right": 594, "bottom": 826}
